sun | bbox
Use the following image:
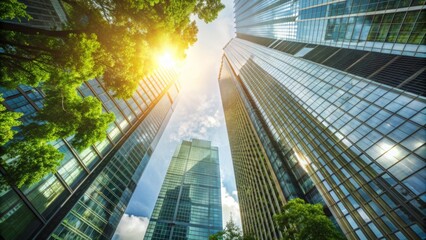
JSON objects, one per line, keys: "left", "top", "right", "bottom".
{"left": 157, "top": 52, "right": 176, "bottom": 68}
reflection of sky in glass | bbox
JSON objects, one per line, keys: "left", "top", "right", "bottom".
{"left": 144, "top": 140, "right": 222, "bottom": 239}
{"left": 235, "top": 0, "right": 426, "bottom": 56}
{"left": 223, "top": 32, "right": 426, "bottom": 239}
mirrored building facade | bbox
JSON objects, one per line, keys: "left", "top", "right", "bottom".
{"left": 222, "top": 0, "right": 426, "bottom": 239}
{"left": 0, "top": 69, "right": 180, "bottom": 240}
{"left": 235, "top": 0, "right": 425, "bottom": 57}
{"left": 144, "top": 139, "right": 222, "bottom": 240}
{"left": 219, "top": 61, "right": 285, "bottom": 240}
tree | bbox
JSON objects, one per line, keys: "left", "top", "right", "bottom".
{"left": 274, "top": 198, "right": 345, "bottom": 240}
{"left": 209, "top": 218, "right": 255, "bottom": 240}
{"left": 0, "top": 0, "right": 224, "bottom": 188}
{"left": 0, "top": 0, "right": 225, "bottom": 97}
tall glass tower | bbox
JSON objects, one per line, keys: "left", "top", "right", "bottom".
{"left": 0, "top": 70, "right": 180, "bottom": 240}
{"left": 0, "top": 1, "right": 181, "bottom": 239}
{"left": 144, "top": 139, "right": 222, "bottom": 240}
{"left": 219, "top": 62, "right": 285, "bottom": 240}
{"left": 221, "top": 1, "right": 426, "bottom": 239}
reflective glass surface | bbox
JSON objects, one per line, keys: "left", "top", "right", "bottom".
{"left": 144, "top": 139, "right": 222, "bottom": 240}
{"left": 234, "top": 0, "right": 426, "bottom": 56}
{"left": 1, "top": 66, "right": 179, "bottom": 239}
{"left": 222, "top": 38, "right": 425, "bottom": 239}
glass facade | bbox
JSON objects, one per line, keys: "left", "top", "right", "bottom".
{"left": 0, "top": 69, "right": 180, "bottom": 239}
{"left": 224, "top": 1, "right": 426, "bottom": 239}
{"left": 219, "top": 59, "right": 285, "bottom": 240}
{"left": 144, "top": 139, "right": 222, "bottom": 240}
{"left": 235, "top": 0, "right": 426, "bottom": 57}
{"left": 222, "top": 37, "right": 426, "bottom": 239}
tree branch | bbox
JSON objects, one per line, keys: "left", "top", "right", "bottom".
{"left": 0, "top": 22, "right": 84, "bottom": 37}
{"left": 0, "top": 39, "right": 55, "bottom": 54}
{"left": 0, "top": 52, "right": 36, "bottom": 61}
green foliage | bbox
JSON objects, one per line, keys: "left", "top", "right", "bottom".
{"left": 83, "top": 0, "right": 223, "bottom": 97}
{"left": 0, "top": 0, "right": 225, "bottom": 97}
{"left": 100, "top": 29, "right": 151, "bottom": 98}
{"left": 0, "top": 30, "right": 53, "bottom": 88}
{"left": 57, "top": 33, "right": 106, "bottom": 85}
{"left": 274, "top": 198, "right": 345, "bottom": 240}
{"left": 194, "top": 0, "right": 225, "bottom": 23}
{"left": 223, "top": 219, "right": 243, "bottom": 240}
{"left": 24, "top": 86, "right": 115, "bottom": 151}
{"left": 1, "top": 140, "right": 64, "bottom": 188}
{"left": 210, "top": 231, "right": 225, "bottom": 240}
{"left": 0, "top": 0, "right": 224, "bottom": 188}
{"left": 68, "top": 96, "right": 115, "bottom": 151}
{"left": 0, "top": 32, "right": 105, "bottom": 89}
{"left": 0, "top": 0, "right": 31, "bottom": 21}
{"left": 0, "top": 96, "right": 22, "bottom": 146}
{"left": 0, "top": 93, "right": 113, "bottom": 187}
{"left": 0, "top": 31, "right": 113, "bottom": 187}
{"left": 210, "top": 218, "right": 255, "bottom": 240}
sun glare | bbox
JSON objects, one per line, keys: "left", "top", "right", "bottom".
{"left": 157, "top": 52, "right": 176, "bottom": 68}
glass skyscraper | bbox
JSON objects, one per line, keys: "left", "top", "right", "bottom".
{"left": 144, "top": 139, "right": 222, "bottom": 240}
{"left": 0, "top": 70, "right": 180, "bottom": 240}
{"left": 0, "top": 1, "right": 181, "bottom": 239}
{"left": 219, "top": 64, "right": 285, "bottom": 240}
{"left": 221, "top": 1, "right": 425, "bottom": 239}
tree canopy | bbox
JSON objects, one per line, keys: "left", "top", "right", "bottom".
{"left": 274, "top": 198, "right": 345, "bottom": 240}
{"left": 0, "top": 0, "right": 225, "bottom": 97}
{"left": 209, "top": 218, "right": 256, "bottom": 240}
{"left": 0, "top": 0, "right": 224, "bottom": 188}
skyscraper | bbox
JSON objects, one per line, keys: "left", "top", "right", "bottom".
{"left": 219, "top": 63, "right": 285, "bottom": 240}
{"left": 144, "top": 139, "right": 222, "bottom": 240}
{"left": 220, "top": 1, "right": 425, "bottom": 239}
{"left": 0, "top": 2, "right": 181, "bottom": 239}
{"left": 0, "top": 69, "right": 180, "bottom": 240}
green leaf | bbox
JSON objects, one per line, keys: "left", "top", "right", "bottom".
{"left": 0, "top": 0, "right": 32, "bottom": 21}
{"left": 0, "top": 95, "right": 22, "bottom": 146}
{"left": 1, "top": 140, "right": 63, "bottom": 188}
{"left": 274, "top": 198, "right": 345, "bottom": 240}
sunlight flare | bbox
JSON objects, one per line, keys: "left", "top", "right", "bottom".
{"left": 157, "top": 52, "right": 176, "bottom": 68}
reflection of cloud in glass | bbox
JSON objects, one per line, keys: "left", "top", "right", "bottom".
{"left": 113, "top": 214, "right": 149, "bottom": 240}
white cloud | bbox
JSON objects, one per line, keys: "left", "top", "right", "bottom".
{"left": 221, "top": 183, "right": 242, "bottom": 229}
{"left": 113, "top": 214, "right": 150, "bottom": 240}
{"left": 163, "top": 0, "right": 233, "bottom": 143}
{"left": 169, "top": 95, "right": 223, "bottom": 141}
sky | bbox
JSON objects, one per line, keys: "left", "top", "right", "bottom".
{"left": 113, "top": 1, "right": 238, "bottom": 239}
